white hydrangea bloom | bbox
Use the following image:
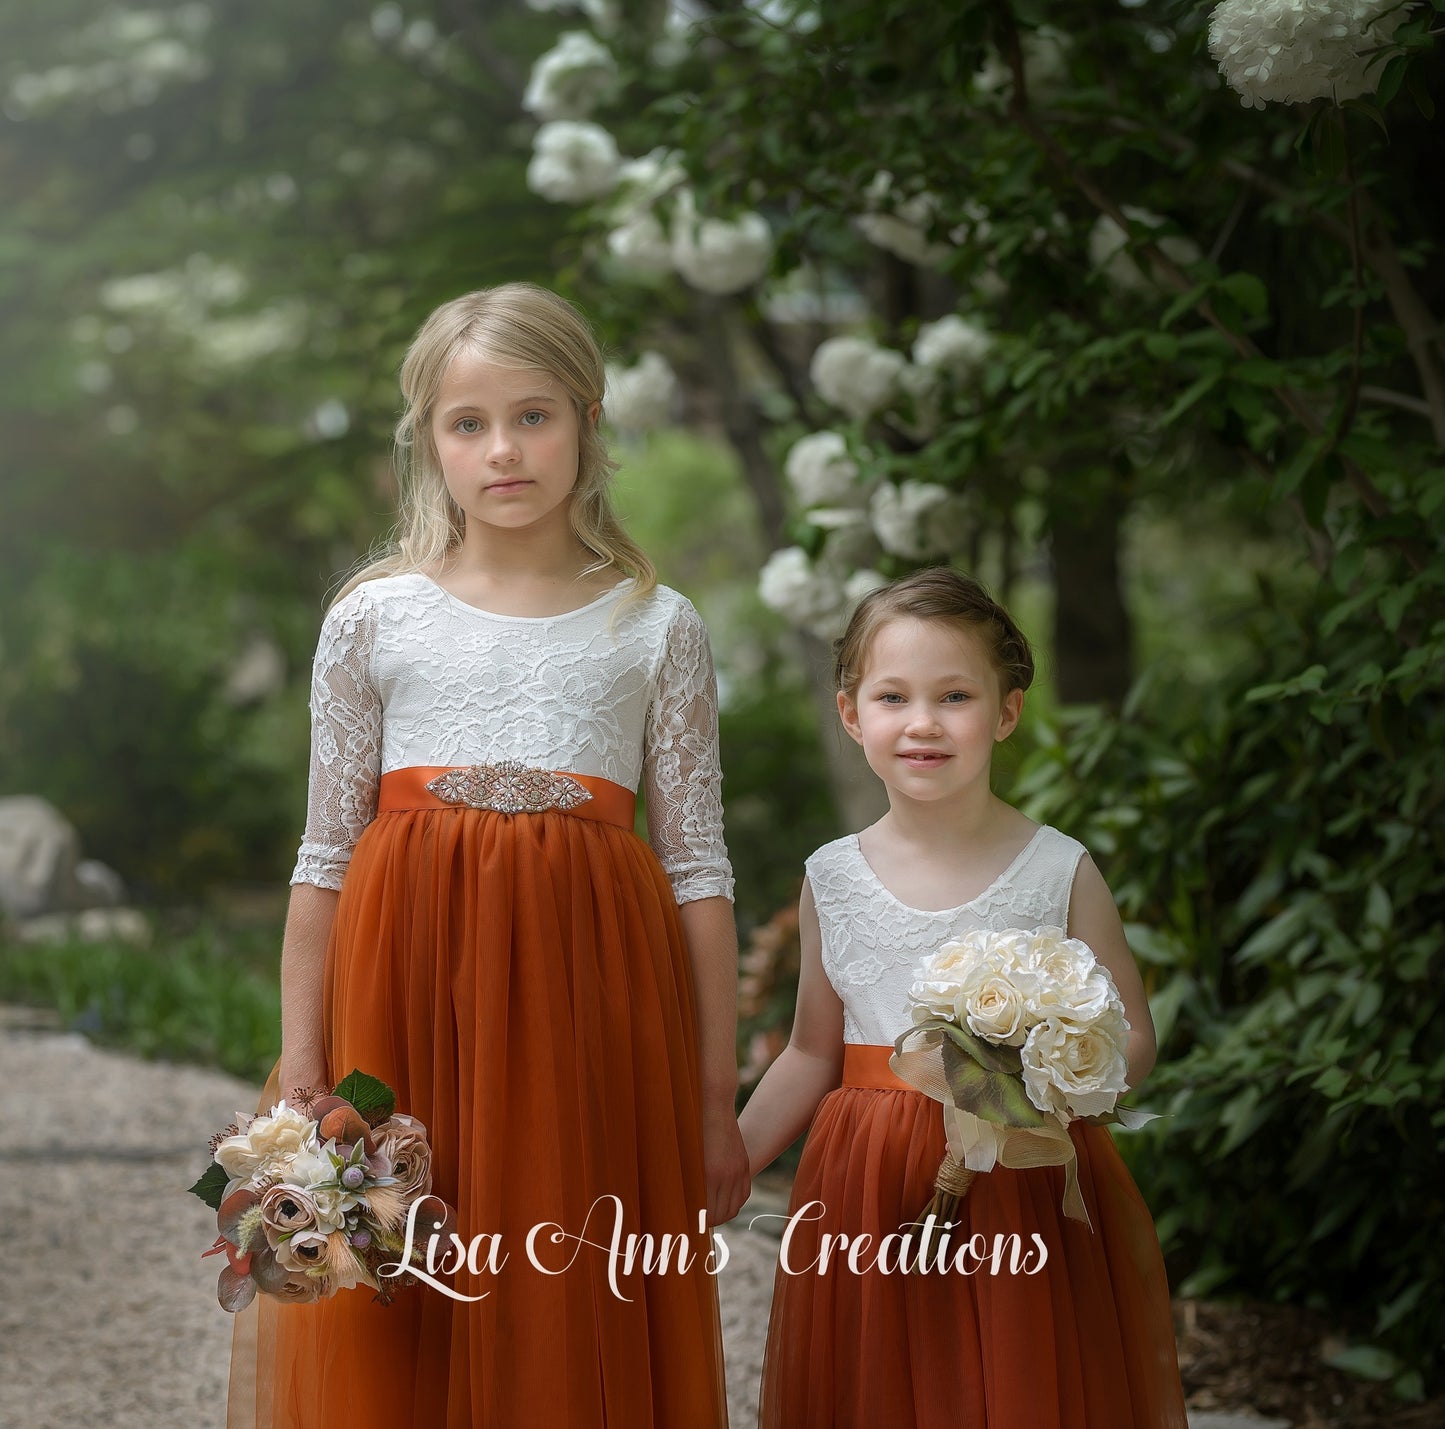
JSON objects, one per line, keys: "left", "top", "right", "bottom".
{"left": 869, "top": 480, "right": 970, "bottom": 559}
{"left": 606, "top": 211, "right": 674, "bottom": 278}
{"left": 523, "top": 30, "right": 618, "bottom": 121}
{"left": 973, "top": 26, "right": 1072, "bottom": 99}
{"left": 526, "top": 121, "right": 620, "bottom": 204}
{"left": 757, "top": 547, "right": 849, "bottom": 639}
{"left": 913, "top": 314, "right": 994, "bottom": 380}
{"left": 670, "top": 190, "right": 774, "bottom": 295}
{"left": 844, "top": 568, "right": 889, "bottom": 603}
{"left": 853, "top": 171, "right": 956, "bottom": 268}
{"left": 1208, "top": 0, "right": 1408, "bottom": 109}
{"left": 810, "top": 335, "right": 907, "bottom": 417}
{"left": 784, "top": 431, "right": 865, "bottom": 508}
{"left": 613, "top": 149, "right": 687, "bottom": 218}
{"left": 603, "top": 351, "right": 678, "bottom": 432}
{"left": 1088, "top": 207, "right": 1202, "bottom": 294}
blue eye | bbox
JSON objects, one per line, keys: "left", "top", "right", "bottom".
{"left": 456, "top": 417, "right": 481, "bottom": 434}
{"left": 520, "top": 410, "right": 547, "bottom": 426}
{"left": 878, "top": 693, "right": 904, "bottom": 704}
{"left": 944, "top": 691, "right": 970, "bottom": 703}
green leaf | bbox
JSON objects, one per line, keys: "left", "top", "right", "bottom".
{"left": 331, "top": 1069, "right": 397, "bottom": 1125}
{"left": 1324, "top": 1344, "right": 1401, "bottom": 1381}
{"left": 1218, "top": 271, "right": 1269, "bottom": 320}
{"left": 1160, "top": 370, "right": 1223, "bottom": 426}
{"left": 937, "top": 1020, "right": 1023, "bottom": 1075}
{"left": 188, "top": 1160, "right": 230, "bottom": 1211}
{"left": 939, "top": 1041, "right": 1048, "bottom": 1129}
{"left": 1374, "top": 54, "right": 1410, "bottom": 106}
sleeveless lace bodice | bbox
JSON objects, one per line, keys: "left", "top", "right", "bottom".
{"left": 806, "top": 826, "right": 1087, "bottom": 1045}
{"left": 291, "top": 572, "right": 734, "bottom": 905}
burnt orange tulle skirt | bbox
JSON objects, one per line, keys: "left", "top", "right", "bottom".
{"left": 758, "top": 1046, "right": 1187, "bottom": 1429}
{"left": 227, "top": 779, "right": 726, "bottom": 1428}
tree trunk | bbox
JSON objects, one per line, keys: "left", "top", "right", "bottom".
{"left": 1048, "top": 481, "right": 1134, "bottom": 707}
{"left": 690, "top": 299, "right": 887, "bottom": 830}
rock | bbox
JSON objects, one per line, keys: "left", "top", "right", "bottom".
{"left": 12, "top": 906, "right": 152, "bottom": 947}
{"left": 0, "top": 796, "right": 89, "bottom": 918}
{"left": 75, "top": 858, "right": 127, "bottom": 907}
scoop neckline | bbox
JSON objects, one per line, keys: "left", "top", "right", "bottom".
{"left": 416, "top": 572, "right": 634, "bottom": 622}
{"left": 847, "top": 826, "right": 1048, "bottom": 917}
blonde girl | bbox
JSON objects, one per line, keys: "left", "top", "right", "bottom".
{"left": 740, "top": 566, "right": 1187, "bottom": 1429}
{"left": 228, "top": 283, "right": 747, "bottom": 1428}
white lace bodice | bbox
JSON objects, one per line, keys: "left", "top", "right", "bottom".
{"left": 290, "top": 572, "right": 734, "bottom": 905}
{"left": 806, "top": 826, "right": 1088, "bottom": 1045}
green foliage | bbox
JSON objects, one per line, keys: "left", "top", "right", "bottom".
{"left": 188, "top": 1161, "right": 230, "bottom": 1212}
{"left": 331, "top": 1069, "right": 397, "bottom": 1125}
{"left": 1007, "top": 497, "right": 1445, "bottom": 1388}
{"left": 0, "top": 921, "right": 282, "bottom": 1082}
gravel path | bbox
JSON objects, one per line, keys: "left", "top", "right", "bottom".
{"left": 0, "top": 1005, "right": 779, "bottom": 1428}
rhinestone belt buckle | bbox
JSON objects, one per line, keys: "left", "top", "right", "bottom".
{"left": 424, "top": 760, "right": 595, "bottom": 814}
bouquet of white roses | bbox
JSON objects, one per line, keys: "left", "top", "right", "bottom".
{"left": 890, "top": 926, "right": 1155, "bottom": 1263}
{"left": 189, "top": 1070, "right": 455, "bottom": 1311}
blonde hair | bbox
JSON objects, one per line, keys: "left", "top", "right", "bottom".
{"left": 331, "top": 283, "right": 656, "bottom": 618}
{"left": 833, "top": 567, "right": 1035, "bottom": 698}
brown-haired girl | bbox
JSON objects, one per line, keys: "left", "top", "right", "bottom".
{"left": 229, "top": 283, "right": 746, "bottom": 1427}
{"left": 740, "top": 566, "right": 1187, "bottom": 1428}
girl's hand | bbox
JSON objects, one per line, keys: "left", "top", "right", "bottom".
{"left": 702, "top": 1100, "right": 751, "bottom": 1227}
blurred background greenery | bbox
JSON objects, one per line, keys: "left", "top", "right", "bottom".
{"left": 2, "top": 0, "right": 1443, "bottom": 1399}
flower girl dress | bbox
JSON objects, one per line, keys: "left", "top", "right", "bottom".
{"left": 758, "top": 825, "right": 1188, "bottom": 1429}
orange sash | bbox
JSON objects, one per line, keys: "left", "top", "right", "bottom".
{"left": 377, "top": 765, "right": 636, "bottom": 832}
{"left": 843, "top": 1043, "right": 917, "bottom": 1093}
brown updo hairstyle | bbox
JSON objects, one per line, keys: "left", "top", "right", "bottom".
{"left": 834, "top": 567, "right": 1035, "bottom": 699}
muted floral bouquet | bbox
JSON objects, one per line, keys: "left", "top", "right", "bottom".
{"left": 189, "top": 1070, "right": 455, "bottom": 1311}
{"left": 891, "top": 926, "right": 1156, "bottom": 1263}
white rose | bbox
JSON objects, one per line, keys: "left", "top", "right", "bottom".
{"left": 958, "top": 970, "right": 1031, "bottom": 1046}
{"left": 1021, "top": 1010, "right": 1131, "bottom": 1121}
{"left": 809, "top": 335, "right": 907, "bottom": 417}
{"left": 785, "top": 431, "right": 865, "bottom": 509}
{"left": 913, "top": 314, "right": 993, "bottom": 380}
{"left": 522, "top": 29, "right": 618, "bottom": 121}
{"left": 907, "top": 934, "right": 999, "bottom": 1020}
{"left": 214, "top": 1103, "right": 315, "bottom": 1182}
{"left": 1208, "top": 0, "right": 1407, "bottom": 110}
{"left": 670, "top": 190, "right": 773, "bottom": 296}
{"left": 603, "top": 351, "right": 678, "bottom": 433}
{"left": 526, "top": 120, "right": 619, "bottom": 204}
{"left": 1088, "top": 207, "right": 1201, "bottom": 294}
{"left": 869, "top": 479, "right": 970, "bottom": 559}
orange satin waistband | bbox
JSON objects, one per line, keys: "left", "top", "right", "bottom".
{"left": 843, "top": 1043, "right": 918, "bottom": 1093}
{"left": 377, "top": 766, "right": 636, "bottom": 831}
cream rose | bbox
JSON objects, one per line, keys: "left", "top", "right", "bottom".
{"left": 958, "top": 971, "right": 1030, "bottom": 1047}
{"left": 1020, "top": 1011, "right": 1130, "bottom": 1122}
{"left": 213, "top": 1103, "right": 315, "bottom": 1182}
{"left": 274, "top": 1229, "right": 331, "bottom": 1275}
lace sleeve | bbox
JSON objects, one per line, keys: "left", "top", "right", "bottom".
{"left": 642, "top": 596, "right": 735, "bottom": 905}
{"left": 289, "top": 587, "right": 383, "bottom": 891}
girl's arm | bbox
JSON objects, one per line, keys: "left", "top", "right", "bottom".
{"left": 1067, "top": 853, "right": 1159, "bottom": 1089}
{"left": 677, "top": 895, "right": 751, "bottom": 1226}
{"left": 737, "top": 876, "right": 846, "bottom": 1176}
{"left": 280, "top": 586, "right": 382, "bottom": 1100}
{"left": 278, "top": 883, "right": 338, "bottom": 1100}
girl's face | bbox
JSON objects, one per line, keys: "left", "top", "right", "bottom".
{"left": 430, "top": 349, "right": 600, "bottom": 536}
{"left": 838, "top": 617, "right": 1023, "bottom": 806}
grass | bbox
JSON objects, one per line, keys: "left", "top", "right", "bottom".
{"left": 0, "top": 918, "right": 282, "bottom": 1083}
